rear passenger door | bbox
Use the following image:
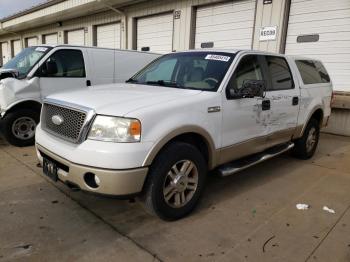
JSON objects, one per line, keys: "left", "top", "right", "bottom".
{"left": 38, "top": 48, "right": 88, "bottom": 98}
{"left": 263, "top": 55, "right": 300, "bottom": 145}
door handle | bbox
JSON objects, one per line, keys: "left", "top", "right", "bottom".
{"left": 262, "top": 100, "right": 270, "bottom": 111}
{"left": 292, "top": 96, "right": 299, "bottom": 106}
{"left": 86, "top": 80, "right": 91, "bottom": 87}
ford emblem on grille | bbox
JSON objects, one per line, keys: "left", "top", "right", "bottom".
{"left": 51, "top": 115, "right": 64, "bottom": 126}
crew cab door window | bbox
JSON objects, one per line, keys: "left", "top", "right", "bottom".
{"left": 227, "top": 55, "right": 263, "bottom": 91}
{"left": 38, "top": 49, "right": 87, "bottom": 98}
{"left": 265, "top": 56, "right": 294, "bottom": 90}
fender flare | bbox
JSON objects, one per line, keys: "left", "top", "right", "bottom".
{"left": 294, "top": 106, "right": 324, "bottom": 139}
{"left": 142, "top": 125, "right": 217, "bottom": 169}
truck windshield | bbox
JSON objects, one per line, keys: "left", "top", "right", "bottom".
{"left": 127, "top": 52, "right": 235, "bottom": 91}
{"left": 2, "top": 46, "right": 52, "bottom": 79}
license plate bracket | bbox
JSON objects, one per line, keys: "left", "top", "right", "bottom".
{"left": 43, "top": 158, "right": 58, "bottom": 182}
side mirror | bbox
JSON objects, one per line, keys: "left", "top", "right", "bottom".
{"left": 228, "top": 80, "right": 265, "bottom": 99}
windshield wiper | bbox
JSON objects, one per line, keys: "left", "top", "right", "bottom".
{"left": 145, "top": 80, "right": 181, "bottom": 88}
{"left": 126, "top": 78, "right": 138, "bottom": 83}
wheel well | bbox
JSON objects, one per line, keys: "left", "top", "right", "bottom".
{"left": 310, "top": 109, "right": 323, "bottom": 127}
{"left": 163, "top": 133, "right": 210, "bottom": 166}
{"left": 6, "top": 101, "right": 42, "bottom": 115}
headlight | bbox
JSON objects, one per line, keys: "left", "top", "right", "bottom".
{"left": 88, "top": 115, "right": 141, "bottom": 143}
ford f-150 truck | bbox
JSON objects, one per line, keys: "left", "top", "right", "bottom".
{"left": 35, "top": 50, "right": 332, "bottom": 220}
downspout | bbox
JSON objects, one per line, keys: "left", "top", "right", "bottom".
{"left": 96, "top": 0, "right": 128, "bottom": 49}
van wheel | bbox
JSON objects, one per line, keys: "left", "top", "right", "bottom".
{"left": 141, "top": 142, "right": 207, "bottom": 221}
{"left": 2, "top": 109, "right": 39, "bottom": 147}
{"left": 292, "top": 118, "right": 320, "bottom": 159}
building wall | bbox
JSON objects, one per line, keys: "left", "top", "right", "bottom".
{"left": 0, "top": 0, "right": 288, "bottom": 59}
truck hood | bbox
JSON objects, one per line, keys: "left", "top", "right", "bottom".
{"left": 47, "top": 83, "right": 203, "bottom": 116}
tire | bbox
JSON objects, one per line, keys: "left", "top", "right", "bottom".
{"left": 141, "top": 142, "right": 207, "bottom": 221}
{"left": 292, "top": 118, "right": 320, "bottom": 159}
{"left": 2, "top": 109, "right": 39, "bottom": 147}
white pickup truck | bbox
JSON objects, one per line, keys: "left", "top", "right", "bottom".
{"left": 35, "top": 50, "right": 332, "bottom": 220}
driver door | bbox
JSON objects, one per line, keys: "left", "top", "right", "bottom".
{"left": 38, "top": 49, "right": 88, "bottom": 98}
{"left": 220, "top": 54, "right": 270, "bottom": 164}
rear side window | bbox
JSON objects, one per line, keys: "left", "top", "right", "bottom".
{"left": 295, "top": 60, "right": 330, "bottom": 84}
{"left": 265, "top": 56, "right": 294, "bottom": 90}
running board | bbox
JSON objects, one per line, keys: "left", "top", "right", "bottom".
{"left": 217, "top": 142, "right": 294, "bottom": 177}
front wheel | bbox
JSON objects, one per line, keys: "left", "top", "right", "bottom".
{"left": 2, "top": 109, "right": 39, "bottom": 147}
{"left": 292, "top": 118, "right": 320, "bottom": 159}
{"left": 141, "top": 142, "right": 207, "bottom": 221}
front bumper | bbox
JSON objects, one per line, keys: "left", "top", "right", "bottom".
{"left": 36, "top": 143, "right": 148, "bottom": 196}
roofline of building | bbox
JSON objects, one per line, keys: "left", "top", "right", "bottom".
{"left": 0, "top": 0, "right": 66, "bottom": 23}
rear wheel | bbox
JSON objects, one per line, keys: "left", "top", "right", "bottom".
{"left": 141, "top": 142, "right": 207, "bottom": 221}
{"left": 292, "top": 118, "right": 320, "bottom": 159}
{"left": 2, "top": 109, "right": 39, "bottom": 147}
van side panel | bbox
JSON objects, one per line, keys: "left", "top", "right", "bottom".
{"left": 114, "top": 51, "right": 159, "bottom": 83}
{"left": 87, "top": 48, "right": 115, "bottom": 85}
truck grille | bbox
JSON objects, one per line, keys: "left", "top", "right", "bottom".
{"left": 41, "top": 103, "right": 87, "bottom": 143}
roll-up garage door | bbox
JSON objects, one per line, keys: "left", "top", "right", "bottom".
{"left": 285, "top": 0, "right": 350, "bottom": 92}
{"left": 96, "top": 23, "right": 121, "bottom": 48}
{"left": 136, "top": 13, "right": 173, "bottom": 53}
{"left": 1, "top": 42, "right": 10, "bottom": 65}
{"left": 12, "top": 40, "right": 21, "bottom": 57}
{"left": 66, "top": 29, "right": 85, "bottom": 46}
{"left": 43, "top": 33, "right": 58, "bottom": 45}
{"left": 26, "top": 37, "right": 38, "bottom": 47}
{"left": 195, "top": 0, "right": 256, "bottom": 49}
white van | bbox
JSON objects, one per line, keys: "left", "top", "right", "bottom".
{"left": 0, "top": 45, "right": 159, "bottom": 146}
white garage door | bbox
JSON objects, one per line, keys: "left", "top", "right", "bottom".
{"left": 137, "top": 13, "right": 173, "bottom": 53}
{"left": 43, "top": 33, "right": 58, "bottom": 45}
{"left": 12, "top": 40, "right": 21, "bottom": 57}
{"left": 66, "top": 29, "right": 85, "bottom": 46}
{"left": 26, "top": 37, "right": 38, "bottom": 47}
{"left": 1, "top": 42, "right": 10, "bottom": 65}
{"left": 195, "top": 0, "right": 256, "bottom": 49}
{"left": 285, "top": 0, "right": 350, "bottom": 92}
{"left": 96, "top": 23, "right": 121, "bottom": 48}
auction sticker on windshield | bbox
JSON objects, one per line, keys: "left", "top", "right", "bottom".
{"left": 205, "top": 54, "right": 231, "bottom": 62}
{"left": 35, "top": 47, "right": 48, "bottom": 52}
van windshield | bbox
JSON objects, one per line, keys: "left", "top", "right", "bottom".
{"left": 127, "top": 52, "right": 235, "bottom": 91}
{"left": 3, "top": 46, "right": 52, "bottom": 79}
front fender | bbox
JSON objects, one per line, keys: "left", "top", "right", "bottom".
{"left": 143, "top": 125, "right": 217, "bottom": 169}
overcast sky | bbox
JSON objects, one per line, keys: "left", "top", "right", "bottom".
{"left": 0, "top": 0, "right": 47, "bottom": 19}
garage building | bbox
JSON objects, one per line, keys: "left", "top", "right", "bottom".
{"left": 0, "top": 0, "right": 349, "bottom": 134}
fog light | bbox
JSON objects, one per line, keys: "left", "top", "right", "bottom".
{"left": 83, "top": 172, "right": 100, "bottom": 189}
